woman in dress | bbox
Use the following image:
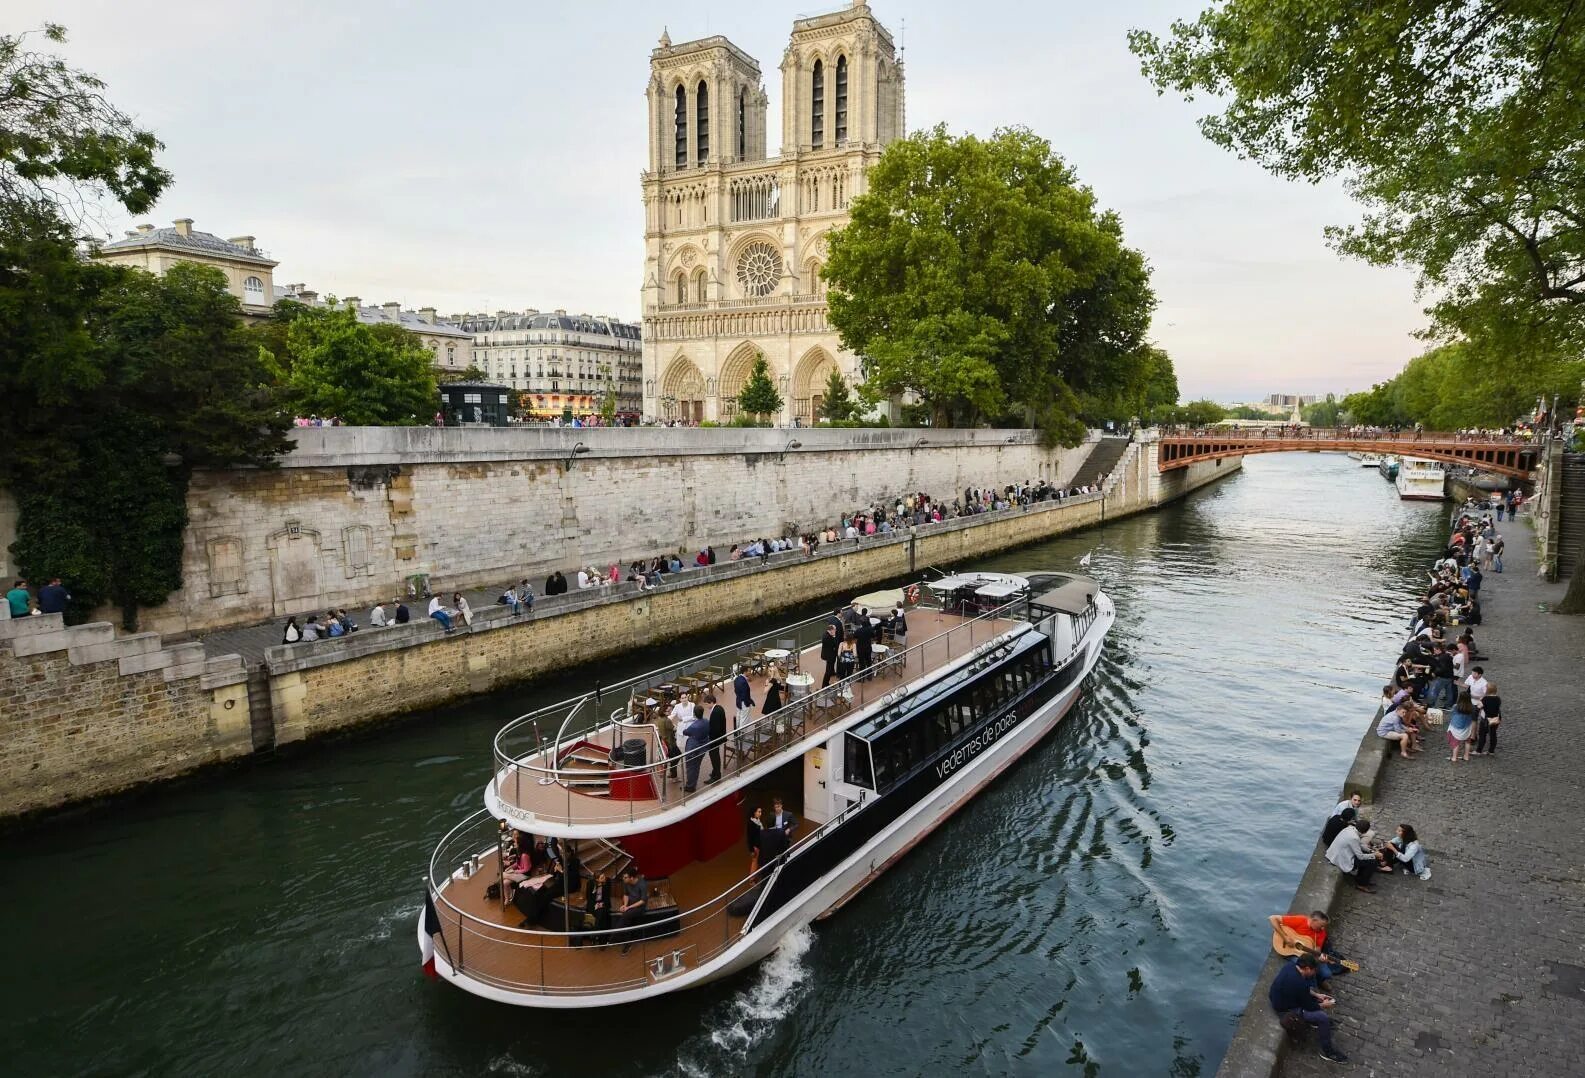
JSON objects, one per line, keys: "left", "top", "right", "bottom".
{"left": 746, "top": 806, "right": 765, "bottom": 873}
{"left": 1446, "top": 689, "right": 1477, "bottom": 762}
{"left": 762, "top": 674, "right": 785, "bottom": 716}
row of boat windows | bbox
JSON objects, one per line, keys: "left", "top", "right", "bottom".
{"left": 846, "top": 644, "right": 1072, "bottom": 792}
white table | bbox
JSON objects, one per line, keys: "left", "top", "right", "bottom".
{"left": 786, "top": 672, "right": 814, "bottom": 700}
{"left": 763, "top": 648, "right": 792, "bottom": 663}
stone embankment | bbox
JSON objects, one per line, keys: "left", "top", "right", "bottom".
{"left": 0, "top": 431, "right": 1239, "bottom": 820}
{"left": 1216, "top": 509, "right": 1585, "bottom": 1078}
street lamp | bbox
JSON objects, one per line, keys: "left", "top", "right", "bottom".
{"left": 783, "top": 438, "right": 802, "bottom": 454}
{"left": 565, "top": 441, "right": 590, "bottom": 470}
{"left": 914, "top": 437, "right": 931, "bottom": 448}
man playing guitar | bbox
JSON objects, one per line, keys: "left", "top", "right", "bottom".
{"left": 1269, "top": 911, "right": 1356, "bottom": 987}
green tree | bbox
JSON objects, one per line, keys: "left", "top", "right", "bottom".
{"left": 1302, "top": 394, "right": 1342, "bottom": 427}
{"left": 440, "top": 364, "right": 489, "bottom": 384}
{"left": 736, "top": 353, "right": 783, "bottom": 421}
{"left": 599, "top": 363, "right": 618, "bottom": 422}
{"left": 1148, "top": 399, "right": 1226, "bottom": 427}
{"left": 0, "top": 25, "right": 169, "bottom": 223}
{"left": 824, "top": 125, "right": 1157, "bottom": 442}
{"left": 818, "top": 368, "right": 858, "bottom": 421}
{"left": 282, "top": 306, "right": 438, "bottom": 424}
{"left": 1130, "top": 2, "right": 1585, "bottom": 348}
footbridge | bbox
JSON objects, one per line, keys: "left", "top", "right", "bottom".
{"left": 1157, "top": 428, "right": 1540, "bottom": 478}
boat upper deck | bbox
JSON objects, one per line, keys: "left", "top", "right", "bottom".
{"left": 488, "top": 600, "right": 1028, "bottom": 833}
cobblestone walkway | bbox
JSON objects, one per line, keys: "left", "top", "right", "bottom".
{"left": 1278, "top": 526, "right": 1585, "bottom": 1075}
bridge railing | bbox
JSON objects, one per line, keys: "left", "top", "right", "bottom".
{"left": 1157, "top": 426, "right": 1537, "bottom": 444}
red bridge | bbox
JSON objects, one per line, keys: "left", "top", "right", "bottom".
{"left": 1157, "top": 428, "right": 1540, "bottom": 478}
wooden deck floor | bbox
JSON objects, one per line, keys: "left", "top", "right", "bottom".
{"left": 494, "top": 608, "right": 1020, "bottom": 826}
{"left": 434, "top": 830, "right": 789, "bottom": 996}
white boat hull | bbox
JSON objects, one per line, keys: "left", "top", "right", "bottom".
{"left": 425, "top": 603, "right": 1114, "bottom": 1008}
{"left": 1395, "top": 458, "right": 1447, "bottom": 501}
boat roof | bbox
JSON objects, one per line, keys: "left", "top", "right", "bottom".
{"left": 851, "top": 588, "right": 905, "bottom": 609}
{"left": 1031, "top": 575, "right": 1099, "bottom": 614}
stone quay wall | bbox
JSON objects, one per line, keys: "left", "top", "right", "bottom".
{"left": 0, "top": 610, "right": 252, "bottom": 819}
{"left": 0, "top": 433, "right": 1239, "bottom": 820}
{"left": 0, "top": 427, "right": 1111, "bottom": 638}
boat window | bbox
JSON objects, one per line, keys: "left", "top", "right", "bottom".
{"left": 844, "top": 732, "right": 874, "bottom": 789}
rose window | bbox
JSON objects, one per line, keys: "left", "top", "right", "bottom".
{"left": 736, "top": 243, "right": 782, "bottom": 297}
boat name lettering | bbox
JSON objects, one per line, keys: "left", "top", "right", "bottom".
{"left": 935, "top": 708, "right": 1026, "bottom": 780}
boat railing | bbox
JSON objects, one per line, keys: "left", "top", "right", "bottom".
{"left": 426, "top": 809, "right": 773, "bottom": 997}
{"left": 490, "top": 596, "right": 1030, "bottom": 827}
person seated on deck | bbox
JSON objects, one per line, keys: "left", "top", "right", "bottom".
{"left": 574, "top": 872, "right": 611, "bottom": 946}
{"left": 1269, "top": 954, "right": 1347, "bottom": 1064}
{"left": 512, "top": 868, "right": 560, "bottom": 927}
{"left": 617, "top": 868, "right": 649, "bottom": 955}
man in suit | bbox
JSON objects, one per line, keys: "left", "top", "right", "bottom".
{"left": 819, "top": 622, "right": 842, "bottom": 687}
{"left": 770, "top": 797, "right": 797, "bottom": 841}
{"left": 854, "top": 610, "right": 875, "bottom": 679}
{"left": 705, "top": 693, "right": 728, "bottom": 784}
{"left": 733, "top": 668, "right": 756, "bottom": 727}
{"left": 683, "top": 703, "right": 710, "bottom": 792}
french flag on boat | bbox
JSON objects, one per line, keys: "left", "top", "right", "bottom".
{"left": 420, "top": 891, "right": 442, "bottom": 978}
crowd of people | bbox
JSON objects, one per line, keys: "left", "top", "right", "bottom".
{"left": 1265, "top": 497, "right": 1514, "bottom": 1065}
{"left": 275, "top": 476, "right": 1108, "bottom": 646}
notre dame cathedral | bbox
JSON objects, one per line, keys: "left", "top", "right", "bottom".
{"left": 640, "top": 1, "right": 905, "bottom": 423}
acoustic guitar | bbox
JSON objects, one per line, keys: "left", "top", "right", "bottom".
{"left": 1271, "top": 928, "right": 1361, "bottom": 972}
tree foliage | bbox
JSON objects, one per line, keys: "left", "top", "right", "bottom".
{"left": 1131, "top": 1, "right": 1585, "bottom": 347}
{"left": 736, "top": 353, "right": 783, "bottom": 419}
{"left": 0, "top": 25, "right": 169, "bottom": 226}
{"left": 1149, "top": 399, "right": 1226, "bottom": 427}
{"left": 818, "top": 368, "right": 858, "bottom": 422}
{"left": 1301, "top": 394, "right": 1342, "bottom": 427}
{"left": 1342, "top": 337, "right": 1582, "bottom": 430}
{"left": 276, "top": 306, "right": 438, "bottom": 424}
{"left": 824, "top": 125, "right": 1161, "bottom": 443}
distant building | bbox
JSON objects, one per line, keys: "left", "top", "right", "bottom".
{"left": 452, "top": 310, "right": 643, "bottom": 419}
{"left": 1264, "top": 393, "right": 1319, "bottom": 409}
{"left": 275, "top": 285, "right": 473, "bottom": 375}
{"left": 92, "top": 218, "right": 277, "bottom": 317}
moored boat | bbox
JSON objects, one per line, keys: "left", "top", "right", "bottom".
{"left": 1394, "top": 457, "right": 1446, "bottom": 500}
{"left": 1355, "top": 451, "right": 1383, "bottom": 467}
{"left": 419, "top": 571, "right": 1114, "bottom": 1008}
{"left": 1378, "top": 456, "right": 1400, "bottom": 482}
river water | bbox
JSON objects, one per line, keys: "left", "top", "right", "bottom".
{"left": 1, "top": 454, "right": 1451, "bottom": 1077}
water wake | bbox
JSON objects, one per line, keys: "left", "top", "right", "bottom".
{"left": 670, "top": 926, "right": 815, "bottom": 1076}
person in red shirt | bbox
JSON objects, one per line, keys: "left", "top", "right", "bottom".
{"left": 1269, "top": 911, "right": 1349, "bottom": 987}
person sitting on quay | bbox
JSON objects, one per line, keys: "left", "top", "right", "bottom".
{"left": 6, "top": 579, "right": 32, "bottom": 618}
{"left": 370, "top": 600, "right": 388, "bottom": 628}
{"left": 393, "top": 598, "right": 411, "bottom": 624}
{"left": 1326, "top": 816, "right": 1386, "bottom": 893}
{"left": 543, "top": 570, "right": 568, "bottom": 596}
{"left": 1321, "top": 806, "right": 1357, "bottom": 849}
{"left": 300, "top": 615, "right": 322, "bottom": 642}
{"left": 1267, "top": 952, "right": 1349, "bottom": 1063}
{"left": 1382, "top": 823, "right": 1431, "bottom": 880}
{"left": 36, "top": 577, "right": 70, "bottom": 615}
{"left": 427, "top": 595, "right": 455, "bottom": 634}
{"left": 1269, "top": 910, "right": 1350, "bottom": 988}
{"left": 282, "top": 616, "right": 302, "bottom": 644}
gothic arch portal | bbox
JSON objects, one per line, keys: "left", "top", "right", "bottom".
{"left": 793, "top": 347, "right": 839, "bottom": 422}
{"left": 718, "top": 341, "right": 770, "bottom": 418}
{"left": 661, "top": 354, "right": 707, "bottom": 423}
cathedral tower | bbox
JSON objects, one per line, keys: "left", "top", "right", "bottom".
{"left": 640, "top": 2, "right": 905, "bottom": 425}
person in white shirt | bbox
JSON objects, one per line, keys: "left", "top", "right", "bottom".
{"left": 1452, "top": 649, "right": 1468, "bottom": 679}
{"left": 1325, "top": 818, "right": 1383, "bottom": 893}
{"left": 370, "top": 602, "right": 388, "bottom": 628}
{"left": 427, "top": 595, "right": 454, "bottom": 633}
{"left": 577, "top": 569, "right": 592, "bottom": 589}
{"left": 1332, "top": 793, "right": 1362, "bottom": 820}
{"left": 1463, "top": 667, "right": 1489, "bottom": 706}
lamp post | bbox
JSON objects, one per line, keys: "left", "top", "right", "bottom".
{"left": 782, "top": 438, "right": 802, "bottom": 454}
{"left": 564, "top": 441, "right": 590, "bottom": 471}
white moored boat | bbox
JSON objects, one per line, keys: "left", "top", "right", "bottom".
{"left": 1395, "top": 457, "right": 1447, "bottom": 501}
{"left": 420, "top": 571, "right": 1113, "bottom": 1008}
{"left": 1350, "top": 451, "right": 1384, "bottom": 467}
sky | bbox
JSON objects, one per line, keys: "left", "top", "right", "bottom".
{"left": 15, "top": 0, "right": 1433, "bottom": 401}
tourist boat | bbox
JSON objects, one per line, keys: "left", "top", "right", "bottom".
{"left": 1378, "top": 456, "right": 1400, "bottom": 482}
{"left": 420, "top": 570, "right": 1114, "bottom": 1008}
{"left": 1352, "top": 451, "right": 1384, "bottom": 467}
{"left": 1395, "top": 457, "right": 1446, "bottom": 501}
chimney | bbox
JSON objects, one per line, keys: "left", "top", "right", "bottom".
{"left": 382, "top": 301, "right": 402, "bottom": 320}
{"left": 555, "top": 308, "right": 567, "bottom": 315}
{"left": 124, "top": 230, "right": 139, "bottom": 239}
{"left": 496, "top": 309, "right": 511, "bottom": 317}
{"left": 344, "top": 296, "right": 361, "bottom": 310}
{"left": 227, "top": 235, "right": 256, "bottom": 251}
{"left": 298, "top": 290, "right": 318, "bottom": 304}
{"left": 418, "top": 306, "right": 437, "bottom": 324}
{"left": 136, "top": 223, "right": 155, "bottom": 233}
{"left": 173, "top": 218, "right": 193, "bottom": 237}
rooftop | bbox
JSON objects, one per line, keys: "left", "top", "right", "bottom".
{"left": 97, "top": 220, "right": 277, "bottom": 267}
{"left": 455, "top": 311, "right": 640, "bottom": 338}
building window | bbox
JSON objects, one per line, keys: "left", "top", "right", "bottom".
{"left": 696, "top": 81, "right": 709, "bottom": 162}
{"left": 243, "top": 275, "right": 264, "bottom": 302}
{"left": 675, "top": 273, "right": 687, "bottom": 304}
{"left": 736, "top": 242, "right": 782, "bottom": 297}
{"left": 836, "top": 55, "right": 848, "bottom": 142}
{"left": 463, "top": 393, "right": 482, "bottom": 404}
{"left": 811, "top": 60, "right": 824, "bottom": 149}
{"left": 738, "top": 88, "right": 747, "bottom": 159}
{"left": 674, "top": 85, "right": 687, "bottom": 168}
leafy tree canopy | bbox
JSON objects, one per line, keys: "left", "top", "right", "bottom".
{"left": 1149, "top": 398, "right": 1226, "bottom": 427}
{"left": 818, "top": 368, "right": 859, "bottom": 422}
{"left": 1342, "top": 335, "right": 1582, "bottom": 431}
{"left": 1301, "top": 394, "right": 1342, "bottom": 428}
{"left": 824, "top": 125, "right": 1160, "bottom": 443}
{"left": 737, "top": 353, "right": 784, "bottom": 418}
{"left": 1130, "top": 1, "right": 1585, "bottom": 346}
{"left": 278, "top": 306, "right": 438, "bottom": 424}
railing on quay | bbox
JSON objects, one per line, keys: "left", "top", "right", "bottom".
{"left": 1159, "top": 425, "right": 1537, "bottom": 445}
{"left": 489, "top": 595, "right": 1032, "bottom": 828}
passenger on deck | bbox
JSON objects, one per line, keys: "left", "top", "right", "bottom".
{"left": 733, "top": 669, "right": 755, "bottom": 727}
{"left": 617, "top": 868, "right": 649, "bottom": 955}
{"left": 854, "top": 612, "right": 874, "bottom": 678}
{"left": 771, "top": 797, "right": 798, "bottom": 841}
{"left": 577, "top": 872, "right": 611, "bottom": 946}
{"left": 819, "top": 622, "right": 842, "bottom": 688}
{"left": 683, "top": 704, "right": 709, "bottom": 792}
{"left": 835, "top": 639, "right": 857, "bottom": 681}
{"left": 762, "top": 674, "right": 785, "bottom": 717}
{"left": 705, "top": 693, "right": 727, "bottom": 785}
{"left": 747, "top": 806, "right": 765, "bottom": 873}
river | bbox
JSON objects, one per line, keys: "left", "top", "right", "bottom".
{"left": 0, "top": 454, "right": 1450, "bottom": 1077}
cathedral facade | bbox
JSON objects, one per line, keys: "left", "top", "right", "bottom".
{"left": 640, "top": 1, "right": 904, "bottom": 423}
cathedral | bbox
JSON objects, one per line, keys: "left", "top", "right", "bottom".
{"left": 640, "top": 1, "right": 905, "bottom": 423}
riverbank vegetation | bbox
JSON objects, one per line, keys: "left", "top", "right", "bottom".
{"left": 823, "top": 125, "right": 1178, "bottom": 443}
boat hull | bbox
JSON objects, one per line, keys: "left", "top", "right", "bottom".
{"left": 423, "top": 606, "right": 1112, "bottom": 1008}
